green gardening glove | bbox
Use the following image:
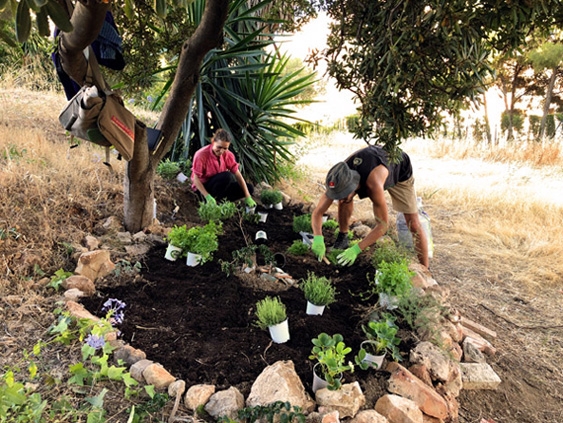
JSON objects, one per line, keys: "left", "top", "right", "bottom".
{"left": 205, "top": 194, "right": 217, "bottom": 206}
{"left": 311, "top": 235, "right": 326, "bottom": 262}
{"left": 337, "top": 244, "right": 362, "bottom": 266}
{"left": 245, "top": 196, "right": 257, "bottom": 208}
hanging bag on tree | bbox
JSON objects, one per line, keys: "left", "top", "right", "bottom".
{"left": 58, "top": 46, "right": 136, "bottom": 161}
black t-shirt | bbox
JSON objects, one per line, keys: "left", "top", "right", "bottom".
{"left": 344, "top": 146, "right": 412, "bottom": 199}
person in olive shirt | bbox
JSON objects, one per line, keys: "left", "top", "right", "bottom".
{"left": 310, "top": 145, "right": 429, "bottom": 268}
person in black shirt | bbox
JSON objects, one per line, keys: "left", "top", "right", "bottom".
{"left": 311, "top": 145, "right": 429, "bottom": 268}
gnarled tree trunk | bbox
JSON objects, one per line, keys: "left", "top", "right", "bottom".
{"left": 57, "top": 0, "right": 229, "bottom": 232}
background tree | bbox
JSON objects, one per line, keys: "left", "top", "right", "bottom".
{"left": 316, "top": 0, "right": 563, "bottom": 158}
{"left": 528, "top": 38, "right": 563, "bottom": 139}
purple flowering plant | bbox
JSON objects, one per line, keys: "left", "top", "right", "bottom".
{"left": 102, "top": 298, "right": 126, "bottom": 326}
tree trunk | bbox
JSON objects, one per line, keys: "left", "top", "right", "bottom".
{"left": 539, "top": 67, "right": 557, "bottom": 140}
{"left": 57, "top": 0, "right": 230, "bottom": 233}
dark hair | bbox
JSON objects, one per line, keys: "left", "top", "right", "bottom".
{"left": 213, "top": 128, "right": 232, "bottom": 143}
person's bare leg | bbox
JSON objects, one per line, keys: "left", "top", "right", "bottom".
{"left": 404, "top": 212, "right": 429, "bottom": 267}
{"left": 337, "top": 198, "right": 354, "bottom": 234}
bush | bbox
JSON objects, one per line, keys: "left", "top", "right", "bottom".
{"left": 198, "top": 200, "right": 237, "bottom": 222}
{"left": 371, "top": 237, "right": 412, "bottom": 267}
{"left": 260, "top": 189, "right": 283, "bottom": 206}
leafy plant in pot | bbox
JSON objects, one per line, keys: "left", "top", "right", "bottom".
{"left": 309, "top": 332, "right": 354, "bottom": 392}
{"left": 164, "top": 224, "right": 189, "bottom": 261}
{"left": 373, "top": 259, "right": 415, "bottom": 309}
{"left": 300, "top": 272, "right": 337, "bottom": 315}
{"left": 356, "top": 315, "right": 402, "bottom": 370}
{"left": 260, "top": 189, "right": 283, "bottom": 209}
{"left": 184, "top": 221, "right": 222, "bottom": 266}
{"left": 255, "top": 296, "right": 289, "bottom": 343}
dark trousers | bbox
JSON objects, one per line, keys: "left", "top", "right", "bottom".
{"left": 204, "top": 171, "right": 254, "bottom": 202}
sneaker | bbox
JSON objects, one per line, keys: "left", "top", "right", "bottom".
{"left": 333, "top": 232, "right": 349, "bottom": 250}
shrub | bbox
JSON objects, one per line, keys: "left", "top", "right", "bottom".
{"left": 373, "top": 259, "right": 414, "bottom": 297}
{"left": 371, "top": 237, "right": 412, "bottom": 267}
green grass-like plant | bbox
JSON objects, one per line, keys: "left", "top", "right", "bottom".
{"left": 300, "top": 271, "right": 337, "bottom": 307}
{"left": 255, "top": 296, "right": 287, "bottom": 330}
{"left": 322, "top": 218, "right": 339, "bottom": 230}
{"left": 371, "top": 237, "right": 413, "bottom": 267}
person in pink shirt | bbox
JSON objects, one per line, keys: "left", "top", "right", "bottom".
{"left": 191, "top": 129, "right": 256, "bottom": 208}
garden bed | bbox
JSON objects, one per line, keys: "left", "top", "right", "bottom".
{"left": 81, "top": 201, "right": 417, "bottom": 408}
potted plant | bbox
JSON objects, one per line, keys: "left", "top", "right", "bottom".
{"left": 164, "top": 224, "right": 189, "bottom": 261}
{"left": 356, "top": 316, "right": 402, "bottom": 370}
{"left": 197, "top": 200, "right": 237, "bottom": 222}
{"left": 156, "top": 159, "right": 182, "bottom": 180}
{"left": 373, "top": 259, "right": 415, "bottom": 309}
{"left": 300, "top": 272, "right": 337, "bottom": 315}
{"left": 255, "top": 296, "right": 289, "bottom": 343}
{"left": 309, "top": 333, "right": 354, "bottom": 392}
{"left": 184, "top": 221, "right": 222, "bottom": 266}
{"left": 260, "top": 189, "right": 283, "bottom": 210}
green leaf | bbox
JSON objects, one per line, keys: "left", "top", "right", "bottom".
{"left": 45, "top": 0, "right": 73, "bottom": 32}
{"left": 154, "top": 0, "right": 167, "bottom": 18}
{"left": 36, "top": 7, "right": 50, "bottom": 37}
{"left": 15, "top": 0, "right": 31, "bottom": 43}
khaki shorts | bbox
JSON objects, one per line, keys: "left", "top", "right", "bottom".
{"left": 388, "top": 175, "right": 418, "bottom": 214}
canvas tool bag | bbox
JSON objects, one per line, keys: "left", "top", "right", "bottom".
{"left": 58, "top": 47, "right": 135, "bottom": 161}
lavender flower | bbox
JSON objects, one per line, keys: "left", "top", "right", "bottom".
{"left": 102, "top": 298, "right": 126, "bottom": 325}
{"left": 85, "top": 334, "right": 105, "bottom": 350}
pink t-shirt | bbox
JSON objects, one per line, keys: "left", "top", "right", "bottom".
{"left": 191, "top": 144, "right": 239, "bottom": 191}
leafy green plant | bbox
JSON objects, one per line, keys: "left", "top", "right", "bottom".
{"left": 197, "top": 200, "right": 237, "bottom": 222}
{"left": 165, "top": 224, "right": 190, "bottom": 249}
{"left": 223, "top": 401, "right": 305, "bottom": 423}
{"left": 300, "top": 272, "right": 337, "bottom": 307}
{"left": 286, "top": 240, "right": 309, "bottom": 256}
{"left": 47, "top": 268, "right": 73, "bottom": 291}
{"left": 359, "top": 317, "right": 402, "bottom": 362}
{"left": 373, "top": 259, "right": 414, "bottom": 298}
{"left": 292, "top": 214, "right": 312, "bottom": 233}
{"left": 326, "top": 248, "right": 345, "bottom": 265}
{"left": 255, "top": 296, "right": 287, "bottom": 330}
{"left": 184, "top": 221, "right": 222, "bottom": 263}
{"left": 260, "top": 189, "right": 283, "bottom": 206}
{"left": 322, "top": 218, "right": 339, "bottom": 230}
{"left": 156, "top": 159, "right": 181, "bottom": 179}
{"left": 309, "top": 333, "right": 354, "bottom": 390}
{"left": 371, "top": 237, "right": 412, "bottom": 268}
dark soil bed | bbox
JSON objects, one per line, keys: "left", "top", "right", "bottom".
{"left": 81, "top": 201, "right": 414, "bottom": 407}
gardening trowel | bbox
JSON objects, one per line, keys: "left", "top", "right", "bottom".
{"left": 300, "top": 231, "right": 331, "bottom": 264}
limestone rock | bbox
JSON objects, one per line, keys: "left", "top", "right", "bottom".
{"left": 205, "top": 387, "right": 244, "bottom": 420}
{"left": 315, "top": 382, "right": 365, "bottom": 418}
{"left": 246, "top": 360, "right": 315, "bottom": 413}
{"left": 74, "top": 250, "right": 115, "bottom": 282}
{"left": 349, "top": 410, "right": 389, "bottom": 423}
{"left": 62, "top": 275, "right": 96, "bottom": 296}
{"left": 375, "top": 394, "right": 423, "bottom": 423}
{"left": 185, "top": 384, "right": 216, "bottom": 411}
{"left": 143, "top": 362, "right": 176, "bottom": 390}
